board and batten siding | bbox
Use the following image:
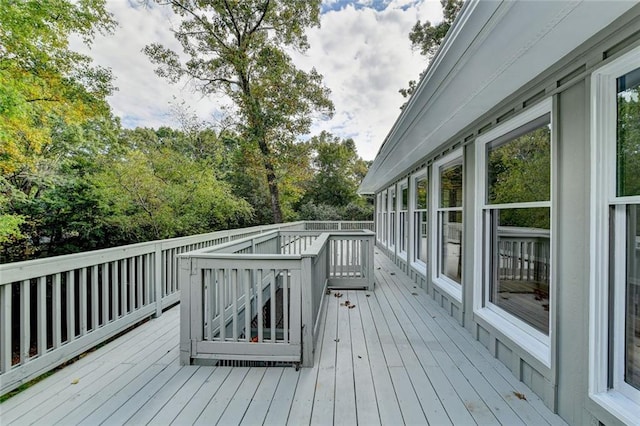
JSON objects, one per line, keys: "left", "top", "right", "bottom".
{"left": 372, "top": 8, "right": 640, "bottom": 425}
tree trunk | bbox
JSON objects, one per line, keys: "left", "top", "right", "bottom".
{"left": 257, "top": 138, "right": 283, "bottom": 223}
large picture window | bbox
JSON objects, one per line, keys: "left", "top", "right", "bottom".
{"left": 610, "top": 66, "right": 640, "bottom": 403}
{"left": 432, "top": 150, "right": 463, "bottom": 299}
{"left": 412, "top": 172, "right": 428, "bottom": 267}
{"left": 389, "top": 186, "right": 396, "bottom": 251}
{"left": 399, "top": 181, "right": 408, "bottom": 258}
{"left": 589, "top": 46, "right": 639, "bottom": 424}
{"left": 485, "top": 113, "right": 552, "bottom": 334}
{"left": 381, "top": 190, "right": 388, "bottom": 246}
{"left": 475, "top": 99, "right": 552, "bottom": 365}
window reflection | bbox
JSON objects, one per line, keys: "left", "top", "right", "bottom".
{"left": 441, "top": 163, "right": 463, "bottom": 208}
{"left": 625, "top": 204, "right": 640, "bottom": 390}
{"left": 487, "top": 117, "right": 551, "bottom": 205}
{"left": 441, "top": 211, "right": 462, "bottom": 283}
{"left": 617, "top": 68, "right": 640, "bottom": 197}
{"left": 489, "top": 208, "right": 550, "bottom": 333}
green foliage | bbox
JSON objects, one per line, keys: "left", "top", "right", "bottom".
{"left": 92, "top": 129, "right": 253, "bottom": 242}
{"left": 400, "top": 0, "right": 463, "bottom": 100}
{"left": 488, "top": 125, "right": 551, "bottom": 229}
{"left": 0, "top": 0, "right": 116, "bottom": 177}
{"left": 305, "top": 131, "right": 369, "bottom": 207}
{"left": 617, "top": 87, "right": 640, "bottom": 196}
{"left": 296, "top": 132, "right": 372, "bottom": 221}
{"left": 144, "top": 0, "right": 333, "bottom": 223}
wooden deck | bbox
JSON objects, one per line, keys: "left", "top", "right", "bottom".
{"left": 0, "top": 253, "right": 567, "bottom": 425}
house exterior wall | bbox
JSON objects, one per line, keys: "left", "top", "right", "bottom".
{"left": 371, "top": 8, "right": 640, "bottom": 425}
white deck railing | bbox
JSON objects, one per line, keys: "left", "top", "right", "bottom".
{"left": 178, "top": 229, "right": 375, "bottom": 368}
{"left": 1, "top": 222, "right": 376, "bottom": 395}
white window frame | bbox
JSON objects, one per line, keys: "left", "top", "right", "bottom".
{"left": 411, "top": 169, "right": 428, "bottom": 273}
{"left": 589, "top": 45, "right": 640, "bottom": 424}
{"left": 431, "top": 149, "right": 464, "bottom": 302}
{"left": 388, "top": 185, "right": 396, "bottom": 252}
{"left": 381, "top": 190, "right": 388, "bottom": 247}
{"left": 473, "top": 98, "right": 553, "bottom": 367}
{"left": 398, "top": 179, "right": 409, "bottom": 260}
{"left": 376, "top": 193, "right": 382, "bottom": 243}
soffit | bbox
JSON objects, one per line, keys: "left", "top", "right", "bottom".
{"left": 359, "top": 0, "right": 636, "bottom": 194}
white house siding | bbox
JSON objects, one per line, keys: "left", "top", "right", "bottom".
{"left": 365, "top": 4, "right": 640, "bottom": 425}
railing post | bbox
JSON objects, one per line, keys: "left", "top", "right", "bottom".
{"left": 154, "top": 243, "right": 163, "bottom": 318}
{"left": 179, "top": 256, "right": 192, "bottom": 365}
{"left": 300, "top": 256, "right": 314, "bottom": 367}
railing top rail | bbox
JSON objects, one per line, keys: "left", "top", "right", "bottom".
{"left": 190, "top": 230, "right": 280, "bottom": 255}
{"left": 178, "top": 252, "right": 301, "bottom": 261}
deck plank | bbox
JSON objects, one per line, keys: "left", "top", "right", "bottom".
{"left": 262, "top": 364, "right": 300, "bottom": 425}
{"left": 217, "top": 367, "right": 267, "bottom": 425}
{"left": 239, "top": 367, "right": 284, "bottom": 425}
{"left": 355, "top": 290, "right": 404, "bottom": 425}
{"left": 168, "top": 366, "right": 233, "bottom": 425}
{"left": 333, "top": 293, "right": 357, "bottom": 426}
{"left": 346, "top": 290, "right": 380, "bottom": 426}
{"left": 118, "top": 364, "right": 199, "bottom": 425}
{"left": 193, "top": 367, "right": 250, "bottom": 425}
{"left": 0, "top": 252, "right": 569, "bottom": 426}
{"left": 145, "top": 367, "right": 216, "bottom": 425}
{"left": 309, "top": 292, "right": 338, "bottom": 425}
{"left": 1, "top": 310, "right": 179, "bottom": 424}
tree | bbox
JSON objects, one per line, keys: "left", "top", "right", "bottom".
{"left": 399, "top": 0, "right": 463, "bottom": 100}
{"left": 0, "top": 0, "right": 117, "bottom": 256}
{"left": 297, "top": 131, "right": 373, "bottom": 221}
{"left": 92, "top": 128, "right": 253, "bottom": 242}
{"left": 144, "top": 0, "right": 334, "bottom": 223}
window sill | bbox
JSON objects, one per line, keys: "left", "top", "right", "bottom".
{"left": 590, "top": 391, "right": 640, "bottom": 425}
{"left": 410, "top": 261, "right": 426, "bottom": 277}
{"left": 432, "top": 276, "right": 462, "bottom": 303}
{"left": 474, "top": 307, "right": 550, "bottom": 368}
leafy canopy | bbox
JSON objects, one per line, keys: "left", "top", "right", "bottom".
{"left": 144, "top": 0, "right": 334, "bottom": 223}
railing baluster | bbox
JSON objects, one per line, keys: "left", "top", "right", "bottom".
{"left": 270, "top": 269, "right": 276, "bottom": 343}
{"left": 257, "top": 269, "right": 263, "bottom": 343}
{"left": 53, "top": 273, "right": 62, "bottom": 348}
{"left": 66, "top": 271, "right": 75, "bottom": 342}
{"left": 232, "top": 269, "right": 238, "bottom": 341}
{"left": 244, "top": 269, "right": 251, "bottom": 342}
{"left": 136, "top": 256, "right": 143, "bottom": 310}
{"left": 79, "top": 268, "right": 87, "bottom": 337}
{"left": 121, "top": 259, "right": 128, "bottom": 315}
{"left": 129, "top": 257, "right": 135, "bottom": 312}
{"left": 37, "top": 276, "right": 46, "bottom": 355}
{"left": 91, "top": 265, "right": 99, "bottom": 331}
{"left": 206, "top": 269, "right": 214, "bottom": 341}
{"left": 219, "top": 269, "right": 225, "bottom": 341}
{"left": 112, "top": 261, "right": 119, "bottom": 319}
{"left": 20, "top": 280, "right": 30, "bottom": 364}
{"left": 101, "top": 263, "right": 109, "bottom": 325}
{"left": 0, "top": 284, "right": 11, "bottom": 372}
{"left": 283, "top": 270, "right": 289, "bottom": 343}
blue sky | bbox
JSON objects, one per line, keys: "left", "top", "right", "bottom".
{"left": 73, "top": 0, "right": 443, "bottom": 160}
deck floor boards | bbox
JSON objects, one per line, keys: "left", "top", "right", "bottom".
{"left": 0, "top": 253, "right": 568, "bottom": 425}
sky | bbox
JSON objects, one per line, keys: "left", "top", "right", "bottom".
{"left": 72, "top": 0, "right": 444, "bottom": 160}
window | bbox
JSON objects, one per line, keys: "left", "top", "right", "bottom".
{"left": 399, "top": 181, "right": 409, "bottom": 258}
{"left": 389, "top": 186, "right": 396, "bottom": 251}
{"left": 382, "top": 190, "right": 388, "bottom": 246}
{"left": 432, "top": 150, "right": 463, "bottom": 300}
{"left": 591, "top": 50, "right": 640, "bottom": 423}
{"left": 475, "top": 98, "right": 553, "bottom": 366}
{"left": 376, "top": 193, "right": 383, "bottom": 243}
{"left": 412, "top": 171, "right": 428, "bottom": 268}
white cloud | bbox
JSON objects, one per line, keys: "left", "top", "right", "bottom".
{"left": 72, "top": 0, "right": 444, "bottom": 160}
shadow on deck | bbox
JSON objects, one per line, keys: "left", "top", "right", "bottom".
{"left": 0, "top": 253, "right": 567, "bottom": 425}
